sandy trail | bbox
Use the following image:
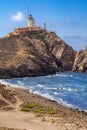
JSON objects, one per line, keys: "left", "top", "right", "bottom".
{"left": 0, "top": 110, "right": 58, "bottom": 130}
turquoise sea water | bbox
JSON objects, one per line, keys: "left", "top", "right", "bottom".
{"left": 0, "top": 72, "right": 87, "bottom": 111}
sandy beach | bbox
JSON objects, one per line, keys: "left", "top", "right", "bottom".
{"left": 0, "top": 84, "right": 87, "bottom": 130}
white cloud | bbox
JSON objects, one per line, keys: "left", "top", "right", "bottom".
{"left": 11, "top": 12, "right": 24, "bottom": 21}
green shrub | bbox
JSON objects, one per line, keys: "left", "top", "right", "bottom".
{"left": 33, "top": 107, "right": 45, "bottom": 114}
{"left": 50, "top": 118, "right": 56, "bottom": 124}
{"left": 21, "top": 103, "right": 57, "bottom": 115}
{"left": 27, "top": 31, "right": 46, "bottom": 42}
{"left": 21, "top": 107, "right": 30, "bottom": 112}
{"left": 24, "top": 103, "right": 36, "bottom": 108}
{"left": 48, "top": 107, "right": 56, "bottom": 114}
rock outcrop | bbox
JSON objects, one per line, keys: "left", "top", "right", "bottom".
{"left": 0, "top": 30, "right": 76, "bottom": 78}
{"left": 45, "top": 32, "right": 76, "bottom": 71}
{"left": 73, "top": 46, "right": 87, "bottom": 72}
{"left": 0, "top": 84, "right": 17, "bottom": 109}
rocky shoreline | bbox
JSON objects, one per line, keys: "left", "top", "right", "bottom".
{"left": 0, "top": 84, "right": 87, "bottom": 130}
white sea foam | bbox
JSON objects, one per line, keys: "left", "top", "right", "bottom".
{"left": 58, "top": 86, "right": 78, "bottom": 92}
{"left": 37, "top": 84, "right": 45, "bottom": 88}
{"left": 70, "top": 75, "right": 73, "bottom": 77}
{"left": 29, "top": 89, "right": 34, "bottom": 93}
{"left": 0, "top": 80, "right": 12, "bottom": 86}
{"left": 33, "top": 90, "right": 55, "bottom": 100}
{"left": 62, "top": 87, "right": 73, "bottom": 91}
{"left": 45, "top": 87, "right": 57, "bottom": 90}
{"left": 33, "top": 89, "right": 75, "bottom": 109}
{"left": 18, "top": 80, "right": 21, "bottom": 84}
{"left": 46, "top": 73, "right": 69, "bottom": 78}
{"left": 53, "top": 92, "right": 58, "bottom": 95}
{"left": 45, "top": 75, "right": 52, "bottom": 77}
{"left": 31, "top": 88, "right": 74, "bottom": 109}
{"left": 0, "top": 79, "right": 24, "bottom": 89}
{"left": 41, "top": 93, "right": 54, "bottom": 100}
{"left": 57, "top": 98, "right": 75, "bottom": 108}
{"left": 67, "top": 88, "right": 78, "bottom": 92}
{"left": 55, "top": 73, "right": 69, "bottom": 77}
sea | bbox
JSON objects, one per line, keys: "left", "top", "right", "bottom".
{"left": 0, "top": 72, "right": 87, "bottom": 111}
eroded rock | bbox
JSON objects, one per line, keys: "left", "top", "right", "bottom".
{"left": 73, "top": 46, "right": 87, "bottom": 72}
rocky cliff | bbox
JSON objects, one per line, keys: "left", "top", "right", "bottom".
{"left": 73, "top": 46, "right": 87, "bottom": 72}
{"left": 0, "top": 30, "right": 76, "bottom": 78}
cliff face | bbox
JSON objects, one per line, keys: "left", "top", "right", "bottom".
{"left": 0, "top": 31, "right": 76, "bottom": 78}
{"left": 73, "top": 46, "right": 87, "bottom": 72}
{"left": 45, "top": 32, "right": 76, "bottom": 71}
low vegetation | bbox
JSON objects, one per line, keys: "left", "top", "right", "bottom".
{"left": 21, "top": 103, "right": 57, "bottom": 116}
{"left": 27, "top": 31, "right": 46, "bottom": 42}
{"left": 50, "top": 118, "right": 58, "bottom": 124}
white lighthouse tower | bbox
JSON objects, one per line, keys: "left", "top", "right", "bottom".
{"left": 28, "top": 14, "right": 35, "bottom": 27}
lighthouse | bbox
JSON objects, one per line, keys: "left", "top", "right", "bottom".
{"left": 28, "top": 14, "right": 35, "bottom": 27}
{"left": 6, "top": 13, "right": 41, "bottom": 37}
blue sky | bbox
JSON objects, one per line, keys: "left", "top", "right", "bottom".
{"left": 0, "top": 0, "right": 87, "bottom": 50}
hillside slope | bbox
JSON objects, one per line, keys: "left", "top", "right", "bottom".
{"left": 0, "top": 30, "right": 76, "bottom": 78}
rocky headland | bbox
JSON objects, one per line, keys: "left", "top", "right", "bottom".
{"left": 0, "top": 30, "right": 86, "bottom": 78}
{"left": 0, "top": 30, "right": 76, "bottom": 78}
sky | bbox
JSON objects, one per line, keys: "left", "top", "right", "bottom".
{"left": 0, "top": 0, "right": 87, "bottom": 50}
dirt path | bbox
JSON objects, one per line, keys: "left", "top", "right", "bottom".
{"left": 0, "top": 110, "right": 59, "bottom": 130}
{"left": 13, "top": 96, "right": 23, "bottom": 111}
